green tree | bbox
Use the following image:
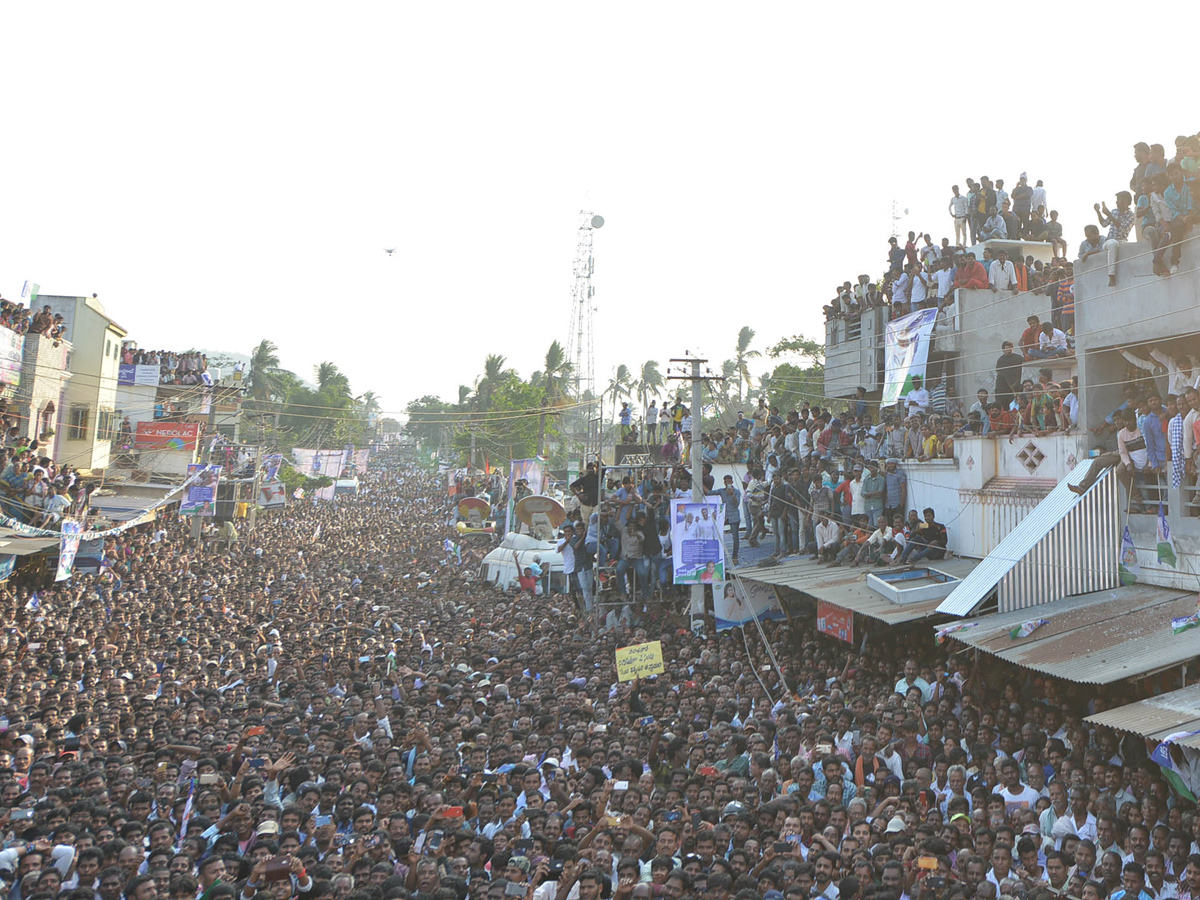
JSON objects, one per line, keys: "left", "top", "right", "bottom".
{"left": 315, "top": 362, "right": 351, "bottom": 400}
{"left": 634, "top": 360, "right": 664, "bottom": 419}
{"left": 765, "top": 361, "right": 826, "bottom": 412}
{"left": 734, "top": 326, "right": 761, "bottom": 404}
{"left": 535, "top": 340, "right": 573, "bottom": 457}
{"left": 247, "top": 339, "right": 283, "bottom": 401}
{"left": 474, "top": 354, "right": 514, "bottom": 410}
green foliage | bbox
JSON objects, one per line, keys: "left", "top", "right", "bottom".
{"left": 768, "top": 333, "right": 825, "bottom": 362}
{"left": 278, "top": 465, "right": 333, "bottom": 494}
{"left": 765, "top": 362, "right": 826, "bottom": 410}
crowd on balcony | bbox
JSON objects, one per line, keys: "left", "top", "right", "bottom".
{"left": 123, "top": 347, "right": 210, "bottom": 385}
{"left": 0, "top": 299, "right": 66, "bottom": 343}
{"left": 1130, "top": 138, "right": 1200, "bottom": 280}
{"left": 824, "top": 173, "right": 1071, "bottom": 326}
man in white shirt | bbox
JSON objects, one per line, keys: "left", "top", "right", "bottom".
{"left": 908, "top": 264, "right": 930, "bottom": 309}
{"left": 979, "top": 206, "right": 1007, "bottom": 240}
{"left": 1031, "top": 323, "right": 1070, "bottom": 359}
{"left": 989, "top": 250, "right": 1018, "bottom": 292}
{"left": 933, "top": 256, "right": 956, "bottom": 302}
{"left": 904, "top": 376, "right": 931, "bottom": 417}
{"left": 814, "top": 515, "right": 842, "bottom": 562}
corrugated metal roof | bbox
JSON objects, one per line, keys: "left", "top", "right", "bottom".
{"left": 1085, "top": 685, "right": 1200, "bottom": 747}
{"left": 740, "top": 557, "right": 979, "bottom": 624}
{"left": 935, "top": 585, "right": 1197, "bottom": 684}
{"left": 937, "top": 459, "right": 1118, "bottom": 616}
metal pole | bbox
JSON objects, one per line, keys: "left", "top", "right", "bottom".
{"left": 689, "top": 359, "right": 705, "bottom": 630}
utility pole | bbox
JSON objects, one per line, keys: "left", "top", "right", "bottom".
{"left": 668, "top": 355, "right": 723, "bottom": 632}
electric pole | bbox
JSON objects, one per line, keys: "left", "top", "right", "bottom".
{"left": 668, "top": 355, "right": 724, "bottom": 632}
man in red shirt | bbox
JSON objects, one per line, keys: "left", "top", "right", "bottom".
{"left": 952, "top": 252, "right": 988, "bottom": 290}
{"left": 1018, "top": 315, "right": 1043, "bottom": 360}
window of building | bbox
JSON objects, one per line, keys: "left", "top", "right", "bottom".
{"left": 105, "top": 339, "right": 111, "bottom": 359}
{"left": 39, "top": 402, "right": 56, "bottom": 438}
{"left": 67, "top": 406, "right": 89, "bottom": 441}
{"left": 96, "top": 409, "right": 115, "bottom": 442}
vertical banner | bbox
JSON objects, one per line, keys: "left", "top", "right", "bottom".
{"left": 55, "top": 521, "right": 83, "bottom": 581}
{"left": 180, "top": 465, "right": 221, "bottom": 516}
{"left": 816, "top": 600, "right": 855, "bottom": 643}
{"left": 0, "top": 555, "right": 15, "bottom": 583}
{"left": 670, "top": 498, "right": 725, "bottom": 585}
{"left": 714, "top": 578, "right": 784, "bottom": 631}
{"left": 882, "top": 306, "right": 939, "bottom": 406}
{"left": 75, "top": 537, "right": 105, "bottom": 575}
{"left": 506, "top": 459, "right": 544, "bottom": 534}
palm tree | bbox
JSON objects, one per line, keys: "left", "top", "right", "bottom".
{"left": 536, "top": 340, "right": 574, "bottom": 456}
{"left": 315, "top": 362, "right": 351, "bottom": 399}
{"left": 357, "top": 390, "right": 381, "bottom": 416}
{"left": 605, "top": 364, "right": 633, "bottom": 408}
{"left": 456, "top": 385, "right": 472, "bottom": 409}
{"left": 734, "top": 326, "right": 761, "bottom": 405}
{"left": 634, "top": 360, "right": 664, "bottom": 423}
{"left": 247, "top": 339, "right": 282, "bottom": 401}
{"left": 475, "top": 354, "right": 513, "bottom": 410}
{"left": 605, "top": 364, "right": 634, "bottom": 445}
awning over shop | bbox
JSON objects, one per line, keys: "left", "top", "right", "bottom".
{"left": 739, "top": 557, "right": 979, "bottom": 625}
{"left": 0, "top": 527, "right": 61, "bottom": 556}
{"left": 1085, "top": 684, "right": 1200, "bottom": 748}
{"left": 934, "top": 585, "right": 1197, "bottom": 684}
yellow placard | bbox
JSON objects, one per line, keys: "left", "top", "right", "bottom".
{"left": 614, "top": 640, "right": 665, "bottom": 682}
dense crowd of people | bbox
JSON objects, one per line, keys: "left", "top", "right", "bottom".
{"left": 122, "top": 348, "right": 211, "bottom": 387}
{"left": 0, "top": 450, "right": 1193, "bottom": 900}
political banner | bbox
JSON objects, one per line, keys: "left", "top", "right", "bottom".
{"left": 614, "top": 640, "right": 665, "bottom": 681}
{"left": 882, "top": 306, "right": 939, "bottom": 406}
{"left": 0, "top": 328, "right": 22, "bottom": 391}
{"left": 715, "top": 579, "right": 786, "bottom": 631}
{"left": 135, "top": 421, "right": 200, "bottom": 451}
{"left": 670, "top": 498, "right": 725, "bottom": 585}
{"left": 55, "top": 521, "right": 83, "bottom": 581}
{"left": 257, "top": 481, "right": 287, "bottom": 510}
{"left": 817, "top": 600, "right": 854, "bottom": 643}
{"left": 180, "top": 465, "right": 221, "bottom": 516}
{"left": 118, "top": 364, "right": 160, "bottom": 386}
{"left": 0, "top": 555, "right": 15, "bottom": 583}
{"left": 506, "top": 458, "right": 544, "bottom": 534}
{"left": 75, "top": 537, "right": 105, "bottom": 575}
{"left": 292, "top": 448, "right": 357, "bottom": 500}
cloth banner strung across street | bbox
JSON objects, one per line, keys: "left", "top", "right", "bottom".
{"left": 714, "top": 579, "right": 785, "bottom": 631}
{"left": 292, "top": 448, "right": 369, "bottom": 500}
{"left": 670, "top": 498, "right": 725, "bottom": 585}
{"left": 882, "top": 306, "right": 939, "bottom": 406}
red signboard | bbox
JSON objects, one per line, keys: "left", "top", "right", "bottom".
{"left": 816, "top": 600, "right": 854, "bottom": 644}
{"left": 135, "top": 421, "right": 201, "bottom": 451}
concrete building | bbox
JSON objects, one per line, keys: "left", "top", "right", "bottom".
{"left": 14, "top": 333, "right": 73, "bottom": 452}
{"left": 818, "top": 229, "right": 1200, "bottom": 617}
{"left": 38, "top": 295, "right": 127, "bottom": 473}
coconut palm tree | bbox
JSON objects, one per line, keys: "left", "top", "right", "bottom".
{"left": 536, "top": 340, "right": 574, "bottom": 456}
{"left": 315, "top": 362, "right": 351, "bottom": 399}
{"left": 247, "top": 339, "right": 282, "bottom": 401}
{"left": 634, "top": 360, "right": 664, "bottom": 422}
{"left": 734, "top": 326, "right": 761, "bottom": 404}
{"left": 605, "top": 364, "right": 634, "bottom": 444}
{"left": 475, "top": 354, "right": 513, "bottom": 410}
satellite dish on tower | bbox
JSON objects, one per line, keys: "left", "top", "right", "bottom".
{"left": 591, "top": 215, "right": 605, "bottom": 229}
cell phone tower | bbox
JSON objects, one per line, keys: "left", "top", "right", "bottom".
{"left": 565, "top": 210, "right": 604, "bottom": 401}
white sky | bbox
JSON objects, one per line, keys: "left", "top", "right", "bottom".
{"left": 1, "top": 3, "right": 1188, "bottom": 415}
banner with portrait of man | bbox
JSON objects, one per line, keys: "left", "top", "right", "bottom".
{"left": 670, "top": 498, "right": 725, "bottom": 585}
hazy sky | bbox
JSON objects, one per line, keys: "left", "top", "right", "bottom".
{"left": 2, "top": 4, "right": 1187, "bottom": 416}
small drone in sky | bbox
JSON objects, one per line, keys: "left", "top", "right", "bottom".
{"left": 384, "top": 248, "right": 396, "bottom": 257}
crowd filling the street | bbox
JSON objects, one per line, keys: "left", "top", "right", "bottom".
{"left": 0, "top": 450, "right": 1195, "bottom": 900}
